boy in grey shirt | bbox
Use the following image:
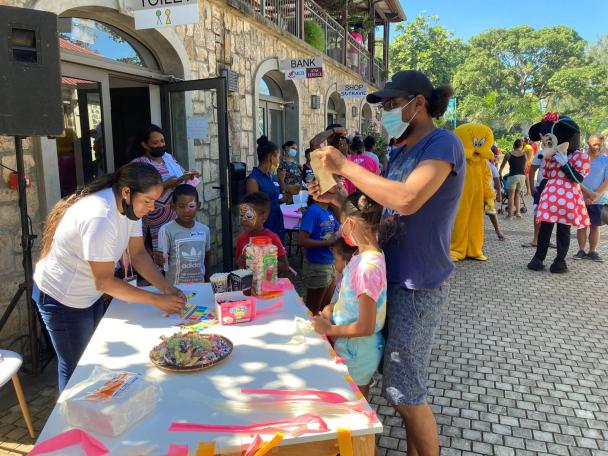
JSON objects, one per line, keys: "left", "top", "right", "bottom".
{"left": 157, "top": 185, "right": 211, "bottom": 285}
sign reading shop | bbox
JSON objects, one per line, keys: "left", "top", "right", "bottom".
{"left": 130, "top": 0, "right": 199, "bottom": 29}
{"left": 338, "top": 84, "right": 368, "bottom": 98}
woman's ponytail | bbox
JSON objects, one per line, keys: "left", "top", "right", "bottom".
{"left": 427, "top": 85, "right": 454, "bottom": 119}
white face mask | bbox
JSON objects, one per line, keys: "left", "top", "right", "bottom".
{"left": 381, "top": 98, "right": 418, "bottom": 139}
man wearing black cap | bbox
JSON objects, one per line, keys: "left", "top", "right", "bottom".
{"left": 309, "top": 70, "right": 465, "bottom": 456}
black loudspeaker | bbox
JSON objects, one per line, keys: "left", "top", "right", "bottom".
{"left": 0, "top": 5, "right": 63, "bottom": 136}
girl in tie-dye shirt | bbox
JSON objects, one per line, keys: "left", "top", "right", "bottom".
{"left": 312, "top": 191, "right": 386, "bottom": 398}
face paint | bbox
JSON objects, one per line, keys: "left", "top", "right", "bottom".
{"left": 240, "top": 204, "right": 257, "bottom": 224}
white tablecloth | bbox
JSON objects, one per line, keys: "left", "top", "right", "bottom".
{"left": 37, "top": 283, "right": 382, "bottom": 454}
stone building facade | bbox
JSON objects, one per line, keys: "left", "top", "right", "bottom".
{"left": 0, "top": 0, "right": 404, "bottom": 351}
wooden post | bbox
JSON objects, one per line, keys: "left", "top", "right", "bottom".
{"left": 342, "top": 0, "right": 348, "bottom": 66}
{"left": 383, "top": 19, "right": 389, "bottom": 72}
{"left": 297, "top": 0, "right": 304, "bottom": 40}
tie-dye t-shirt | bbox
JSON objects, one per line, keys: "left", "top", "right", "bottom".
{"left": 333, "top": 250, "right": 387, "bottom": 332}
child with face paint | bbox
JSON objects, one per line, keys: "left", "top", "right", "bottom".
{"left": 311, "top": 191, "right": 386, "bottom": 399}
{"left": 156, "top": 184, "right": 212, "bottom": 285}
{"left": 235, "top": 192, "right": 290, "bottom": 272}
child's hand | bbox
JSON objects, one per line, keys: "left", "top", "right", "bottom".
{"left": 312, "top": 315, "right": 332, "bottom": 335}
{"left": 153, "top": 252, "right": 165, "bottom": 267}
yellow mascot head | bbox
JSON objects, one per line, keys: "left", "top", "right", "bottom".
{"left": 454, "top": 123, "right": 495, "bottom": 162}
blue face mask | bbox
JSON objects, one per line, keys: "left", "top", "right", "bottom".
{"left": 381, "top": 98, "right": 417, "bottom": 139}
{"left": 288, "top": 148, "right": 298, "bottom": 158}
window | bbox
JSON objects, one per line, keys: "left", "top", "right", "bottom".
{"left": 259, "top": 75, "right": 283, "bottom": 99}
{"left": 57, "top": 17, "right": 159, "bottom": 69}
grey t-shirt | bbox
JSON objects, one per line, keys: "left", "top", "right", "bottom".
{"left": 158, "top": 220, "right": 211, "bottom": 285}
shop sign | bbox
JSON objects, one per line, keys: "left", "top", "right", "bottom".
{"left": 279, "top": 57, "right": 323, "bottom": 71}
{"left": 132, "top": 0, "right": 199, "bottom": 30}
{"left": 338, "top": 84, "right": 367, "bottom": 98}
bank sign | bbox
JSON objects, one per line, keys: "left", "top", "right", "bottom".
{"left": 338, "top": 84, "right": 368, "bottom": 98}
{"left": 131, "top": 0, "right": 199, "bottom": 30}
{"left": 280, "top": 57, "right": 324, "bottom": 80}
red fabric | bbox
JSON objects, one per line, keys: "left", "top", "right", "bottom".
{"left": 536, "top": 151, "right": 591, "bottom": 228}
{"left": 236, "top": 229, "right": 286, "bottom": 258}
{"left": 343, "top": 154, "right": 380, "bottom": 195}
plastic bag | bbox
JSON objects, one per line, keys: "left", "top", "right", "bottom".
{"left": 62, "top": 366, "right": 160, "bottom": 437}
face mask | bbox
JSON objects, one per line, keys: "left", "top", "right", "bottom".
{"left": 341, "top": 219, "right": 358, "bottom": 248}
{"left": 288, "top": 148, "right": 298, "bottom": 158}
{"left": 270, "top": 164, "right": 279, "bottom": 174}
{"left": 382, "top": 98, "right": 417, "bottom": 139}
{"left": 149, "top": 146, "right": 166, "bottom": 158}
{"left": 121, "top": 192, "right": 140, "bottom": 221}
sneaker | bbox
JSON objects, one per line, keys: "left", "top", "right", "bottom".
{"left": 572, "top": 250, "right": 587, "bottom": 260}
{"left": 587, "top": 251, "right": 604, "bottom": 262}
{"left": 515, "top": 212, "right": 522, "bottom": 219}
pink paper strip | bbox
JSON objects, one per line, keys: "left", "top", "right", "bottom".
{"left": 29, "top": 429, "right": 109, "bottom": 456}
{"left": 167, "top": 444, "right": 189, "bottom": 456}
{"left": 254, "top": 300, "right": 284, "bottom": 317}
{"left": 243, "top": 434, "right": 263, "bottom": 456}
{"left": 241, "top": 388, "right": 349, "bottom": 404}
{"left": 169, "top": 413, "right": 328, "bottom": 436}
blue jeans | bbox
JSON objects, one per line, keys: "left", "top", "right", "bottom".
{"left": 383, "top": 282, "right": 449, "bottom": 406}
{"left": 36, "top": 290, "right": 105, "bottom": 391}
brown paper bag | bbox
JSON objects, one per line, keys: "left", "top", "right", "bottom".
{"left": 310, "top": 150, "right": 338, "bottom": 194}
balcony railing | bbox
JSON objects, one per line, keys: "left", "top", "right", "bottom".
{"left": 233, "top": 0, "right": 385, "bottom": 86}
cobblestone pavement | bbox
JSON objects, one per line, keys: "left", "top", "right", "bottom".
{"left": 1, "top": 209, "right": 607, "bottom": 455}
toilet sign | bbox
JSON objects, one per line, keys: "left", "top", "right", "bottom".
{"left": 131, "top": 0, "right": 199, "bottom": 30}
{"left": 338, "top": 84, "right": 367, "bottom": 98}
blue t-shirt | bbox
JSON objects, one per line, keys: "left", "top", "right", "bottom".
{"left": 300, "top": 203, "right": 339, "bottom": 264}
{"left": 380, "top": 128, "right": 465, "bottom": 290}
{"left": 583, "top": 155, "right": 608, "bottom": 204}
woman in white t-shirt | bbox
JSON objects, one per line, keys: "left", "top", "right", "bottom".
{"left": 34, "top": 162, "right": 186, "bottom": 391}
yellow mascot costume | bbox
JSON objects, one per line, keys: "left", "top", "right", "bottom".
{"left": 451, "top": 123, "right": 496, "bottom": 261}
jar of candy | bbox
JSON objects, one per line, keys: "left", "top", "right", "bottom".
{"left": 245, "top": 236, "right": 278, "bottom": 296}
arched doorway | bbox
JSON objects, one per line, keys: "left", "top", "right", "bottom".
{"left": 257, "top": 71, "right": 299, "bottom": 150}
{"left": 360, "top": 102, "right": 373, "bottom": 135}
{"left": 326, "top": 92, "right": 346, "bottom": 127}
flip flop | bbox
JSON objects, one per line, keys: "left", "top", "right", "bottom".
{"left": 521, "top": 242, "right": 536, "bottom": 248}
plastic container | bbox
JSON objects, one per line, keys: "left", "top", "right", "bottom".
{"left": 215, "top": 291, "right": 256, "bottom": 325}
{"left": 245, "top": 236, "right": 278, "bottom": 296}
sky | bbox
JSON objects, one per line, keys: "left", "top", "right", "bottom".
{"left": 396, "top": 0, "right": 608, "bottom": 43}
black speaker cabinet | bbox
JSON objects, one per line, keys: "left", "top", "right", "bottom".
{"left": 0, "top": 5, "right": 63, "bottom": 136}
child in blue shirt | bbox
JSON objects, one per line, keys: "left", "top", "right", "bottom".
{"left": 298, "top": 200, "right": 339, "bottom": 314}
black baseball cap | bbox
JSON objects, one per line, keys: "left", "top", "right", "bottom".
{"left": 367, "top": 70, "right": 434, "bottom": 104}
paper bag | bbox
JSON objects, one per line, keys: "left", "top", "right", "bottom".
{"left": 310, "top": 149, "right": 338, "bottom": 194}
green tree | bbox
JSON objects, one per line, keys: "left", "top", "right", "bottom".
{"left": 389, "top": 14, "right": 468, "bottom": 85}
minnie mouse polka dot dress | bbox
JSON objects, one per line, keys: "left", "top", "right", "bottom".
{"left": 536, "top": 150, "right": 590, "bottom": 229}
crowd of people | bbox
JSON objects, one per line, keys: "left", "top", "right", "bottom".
{"left": 32, "top": 69, "right": 608, "bottom": 455}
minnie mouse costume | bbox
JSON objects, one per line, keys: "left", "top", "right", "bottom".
{"left": 527, "top": 113, "right": 590, "bottom": 273}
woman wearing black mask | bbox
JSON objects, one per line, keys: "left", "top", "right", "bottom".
{"left": 131, "top": 124, "right": 200, "bottom": 257}
{"left": 34, "top": 162, "right": 186, "bottom": 391}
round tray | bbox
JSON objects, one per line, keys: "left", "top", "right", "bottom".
{"left": 150, "top": 333, "right": 233, "bottom": 373}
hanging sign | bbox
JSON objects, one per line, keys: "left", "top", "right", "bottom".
{"left": 284, "top": 69, "right": 307, "bottom": 80}
{"left": 306, "top": 67, "right": 323, "bottom": 78}
{"left": 279, "top": 57, "right": 323, "bottom": 71}
{"left": 132, "top": 0, "right": 199, "bottom": 30}
{"left": 338, "top": 84, "right": 367, "bottom": 98}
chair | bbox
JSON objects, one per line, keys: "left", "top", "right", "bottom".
{"left": 0, "top": 350, "right": 35, "bottom": 438}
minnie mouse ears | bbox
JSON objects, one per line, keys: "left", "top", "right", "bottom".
{"left": 528, "top": 113, "right": 580, "bottom": 141}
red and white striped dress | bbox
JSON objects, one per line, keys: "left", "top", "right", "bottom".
{"left": 536, "top": 150, "right": 590, "bottom": 229}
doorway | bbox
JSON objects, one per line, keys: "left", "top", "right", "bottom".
{"left": 110, "top": 77, "right": 152, "bottom": 168}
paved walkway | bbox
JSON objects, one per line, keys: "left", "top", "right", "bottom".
{"left": 1, "top": 208, "right": 607, "bottom": 455}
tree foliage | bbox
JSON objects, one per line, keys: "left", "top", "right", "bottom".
{"left": 389, "top": 14, "right": 468, "bottom": 86}
{"left": 390, "top": 16, "right": 608, "bottom": 140}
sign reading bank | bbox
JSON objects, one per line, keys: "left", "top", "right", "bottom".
{"left": 279, "top": 57, "right": 324, "bottom": 80}
{"left": 130, "top": 0, "right": 199, "bottom": 30}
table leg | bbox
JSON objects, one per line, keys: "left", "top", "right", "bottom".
{"left": 12, "top": 374, "right": 35, "bottom": 439}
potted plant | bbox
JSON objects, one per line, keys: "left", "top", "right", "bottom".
{"left": 304, "top": 20, "right": 325, "bottom": 52}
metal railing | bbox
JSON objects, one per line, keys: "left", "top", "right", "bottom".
{"left": 232, "top": 0, "right": 385, "bottom": 85}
